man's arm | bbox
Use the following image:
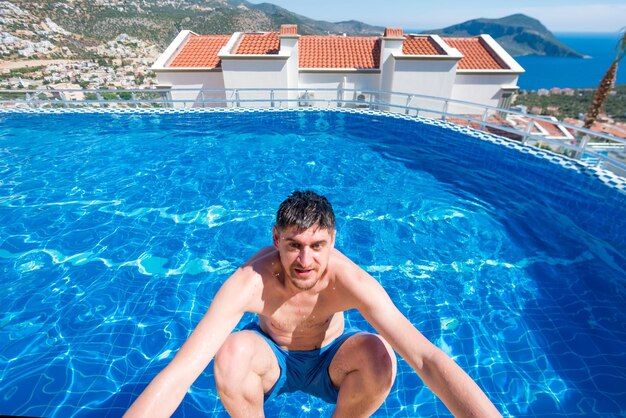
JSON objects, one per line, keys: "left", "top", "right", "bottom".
{"left": 124, "top": 265, "right": 260, "bottom": 417}
{"left": 345, "top": 264, "right": 501, "bottom": 417}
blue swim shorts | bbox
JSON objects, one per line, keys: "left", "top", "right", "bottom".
{"left": 242, "top": 322, "right": 361, "bottom": 404}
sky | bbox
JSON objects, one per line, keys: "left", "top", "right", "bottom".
{"left": 246, "top": 0, "right": 625, "bottom": 33}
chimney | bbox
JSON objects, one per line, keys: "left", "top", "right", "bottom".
{"left": 280, "top": 24, "right": 298, "bottom": 36}
{"left": 383, "top": 27, "right": 404, "bottom": 38}
{"left": 379, "top": 27, "right": 405, "bottom": 97}
{"left": 279, "top": 24, "right": 300, "bottom": 53}
{"left": 278, "top": 24, "right": 300, "bottom": 95}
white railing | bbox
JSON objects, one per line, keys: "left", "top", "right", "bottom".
{"left": 1, "top": 87, "right": 625, "bottom": 177}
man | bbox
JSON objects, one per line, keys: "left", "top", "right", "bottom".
{"left": 126, "top": 190, "right": 501, "bottom": 417}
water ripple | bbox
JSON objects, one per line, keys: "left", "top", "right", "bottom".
{"left": 0, "top": 111, "right": 624, "bottom": 417}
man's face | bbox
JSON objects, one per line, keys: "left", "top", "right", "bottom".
{"left": 273, "top": 224, "right": 335, "bottom": 291}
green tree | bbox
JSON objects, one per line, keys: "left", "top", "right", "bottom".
{"left": 584, "top": 29, "right": 626, "bottom": 128}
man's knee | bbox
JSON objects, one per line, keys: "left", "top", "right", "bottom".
{"left": 214, "top": 331, "right": 257, "bottom": 385}
{"left": 354, "top": 333, "right": 397, "bottom": 386}
{"left": 214, "top": 330, "right": 279, "bottom": 399}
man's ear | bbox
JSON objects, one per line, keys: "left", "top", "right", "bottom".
{"left": 272, "top": 225, "right": 280, "bottom": 249}
{"left": 330, "top": 228, "right": 337, "bottom": 247}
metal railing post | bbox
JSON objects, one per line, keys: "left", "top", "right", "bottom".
{"left": 479, "top": 108, "right": 489, "bottom": 131}
{"left": 25, "top": 93, "right": 34, "bottom": 108}
{"left": 522, "top": 120, "right": 534, "bottom": 145}
{"left": 405, "top": 95, "right": 412, "bottom": 115}
{"left": 270, "top": 90, "right": 274, "bottom": 108}
{"left": 442, "top": 100, "right": 449, "bottom": 121}
{"left": 575, "top": 134, "right": 590, "bottom": 160}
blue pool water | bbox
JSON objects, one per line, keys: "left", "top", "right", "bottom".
{"left": 1, "top": 109, "right": 625, "bottom": 417}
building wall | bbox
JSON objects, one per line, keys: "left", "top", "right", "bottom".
{"left": 155, "top": 71, "right": 225, "bottom": 108}
{"left": 153, "top": 66, "right": 520, "bottom": 113}
{"left": 298, "top": 72, "right": 380, "bottom": 107}
{"left": 388, "top": 58, "right": 458, "bottom": 114}
{"left": 280, "top": 36, "right": 300, "bottom": 106}
{"left": 221, "top": 58, "right": 290, "bottom": 106}
{"left": 450, "top": 73, "right": 520, "bottom": 114}
{"left": 379, "top": 37, "right": 404, "bottom": 96}
{"left": 284, "top": 46, "right": 298, "bottom": 91}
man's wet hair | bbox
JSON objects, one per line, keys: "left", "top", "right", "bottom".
{"left": 276, "top": 190, "right": 335, "bottom": 231}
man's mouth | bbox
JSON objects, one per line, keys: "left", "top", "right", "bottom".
{"left": 294, "top": 267, "right": 314, "bottom": 277}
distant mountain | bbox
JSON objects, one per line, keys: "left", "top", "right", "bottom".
{"left": 247, "top": 2, "right": 384, "bottom": 35}
{"left": 1, "top": 2, "right": 581, "bottom": 62}
{"left": 423, "top": 14, "right": 585, "bottom": 58}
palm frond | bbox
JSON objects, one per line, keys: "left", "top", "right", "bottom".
{"left": 584, "top": 29, "right": 626, "bottom": 129}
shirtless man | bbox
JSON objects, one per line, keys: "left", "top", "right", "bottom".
{"left": 125, "top": 190, "right": 501, "bottom": 417}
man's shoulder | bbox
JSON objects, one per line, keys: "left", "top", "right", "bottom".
{"left": 227, "top": 247, "right": 276, "bottom": 284}
{"left": 245, "top": 246, "right": 278, "bottom": 266}
{"left": 329, "top": 248, "right": 358, "bottom": 266}
{"left": 325, "top": 248, "right": 385, "bottom": 310}
{"left": 328, "top": 248, "right": 367, "bottom": 282}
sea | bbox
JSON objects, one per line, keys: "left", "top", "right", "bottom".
{"left": 515, "top": 32, "right": 625, "bottom": 91}
{"left": 405, "top": 31, "right": 625, "bottom": 91}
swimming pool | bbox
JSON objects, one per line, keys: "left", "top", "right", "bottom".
{"left": 1, "top": 108, "right": 625, "bottom": 417}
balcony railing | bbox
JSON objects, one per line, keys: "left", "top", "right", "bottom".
{"left": 1, "top": 87, "right": 625, "bottom": 178}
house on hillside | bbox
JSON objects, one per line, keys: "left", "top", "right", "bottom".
{"left": 152, "top": 25, "right": 524, "bottom": 113}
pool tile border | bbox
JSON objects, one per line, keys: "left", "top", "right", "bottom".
{"left": 2, "top": 106, "right": 624, "bottom": 193}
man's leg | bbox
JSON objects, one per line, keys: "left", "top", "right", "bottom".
{"left": 213, "top": 330, "right": 281, "bottom": 418}
{"left": 328, "top": 333, "right": 397, "bottom": 417}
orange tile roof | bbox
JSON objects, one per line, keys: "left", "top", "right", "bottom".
{"left": 534, "top": 119, "right": 569, "bottom": 137}
{"left": 593, "top": 123, "right": 626, "bottom": 139}
{"left": 402, "top": 35, "right": 444, "bottom": 55}
{"left": 234, "top": 32, "right": 279, "bottom": 55}
{"left": 443, "top": 37, "right": 508, "bottom": 70}
{"left": 165, "top": 31, "right": 514, "bottom": 71}
{"left": 168, "top": 35, "right": 231, "bottom": 68}
{"left": 299, "top": 36, "right": 381, "bottom": 69}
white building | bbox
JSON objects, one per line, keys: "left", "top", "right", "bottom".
{"left": 152, "top": 25, "right": 524, "bottom": 113}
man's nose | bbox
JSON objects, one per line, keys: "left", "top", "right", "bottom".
{"left": 298, "top": 247, "right": 312, "bottom": 266}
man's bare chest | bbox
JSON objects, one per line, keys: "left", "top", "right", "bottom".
{"left": 266, "top": 296, "right": 334, "bottom": 331}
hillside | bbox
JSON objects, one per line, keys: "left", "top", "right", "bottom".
{"left": 424, "top": 14, "right": 584, "bottom": 57}
{"left": 0, "top": 0, "right": 384, "bottom": 60}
